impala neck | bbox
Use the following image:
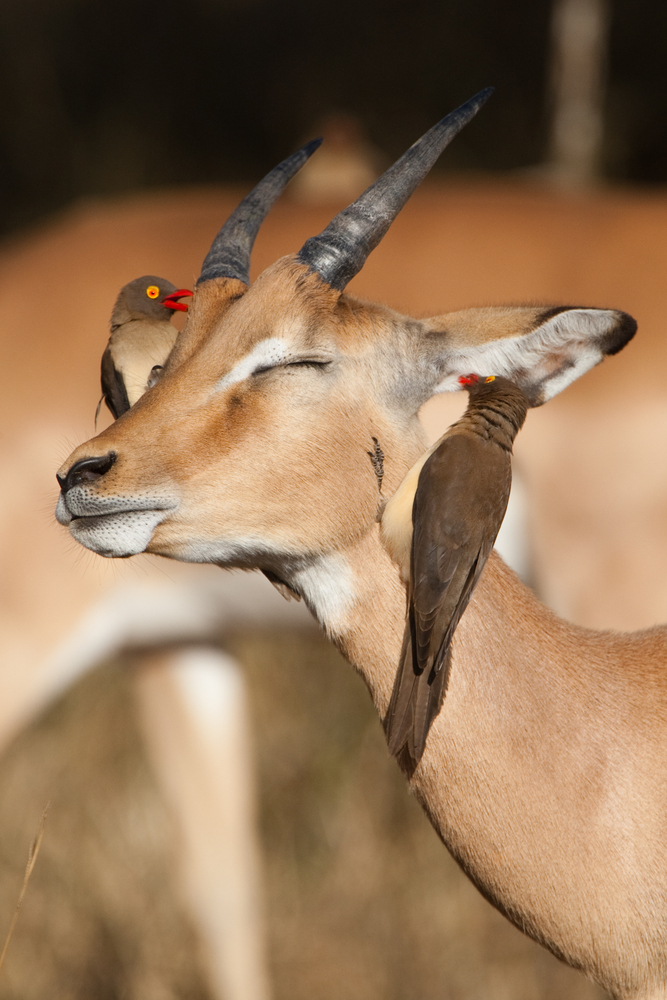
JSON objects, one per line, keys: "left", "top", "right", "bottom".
{"left": 288, "top": 454, "right": 667, "bottom": 998}
{"left": 293, "top": 524, "right": 562, "bottom": 734}
{"left": 296, "top": 528, "right": 408, "bottom": 713}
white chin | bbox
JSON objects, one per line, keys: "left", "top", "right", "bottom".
{"left": 69, "top": 510, "right": 166, "bottom": 558}
{"left": 55, "top": 493, "right": 72, "bottom": 526}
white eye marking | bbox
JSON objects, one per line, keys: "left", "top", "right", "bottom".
{"left": 214, "top": 338, "right": 289, "bottom": 391}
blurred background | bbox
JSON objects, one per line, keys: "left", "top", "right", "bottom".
{"left": 1, "top": 0, "right": 667, "bottom": 237}
{"left": 1, "top": 1, "right": 666, "bottom": 998}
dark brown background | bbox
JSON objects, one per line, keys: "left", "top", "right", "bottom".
{"left": 0, "top": 0, "right": 666, "bottom": 236}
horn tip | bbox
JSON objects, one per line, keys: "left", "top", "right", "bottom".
{"left": 467, "top": 86, "right": 495, "bottom": 113}
{"left": 436, "top": 87, "right": 495, "bottom": 135}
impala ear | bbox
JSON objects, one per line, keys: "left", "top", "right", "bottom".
{"left": 422, "top": 305, "right": 637, "bottom": 405}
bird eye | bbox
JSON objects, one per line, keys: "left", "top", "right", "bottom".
{"left": 485, "top": 376, "right": 496, "bottom": 383}
{"left": 146, "top": 285, "right": 160, "bottom": 299}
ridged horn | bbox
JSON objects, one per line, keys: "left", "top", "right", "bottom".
{"left": 297, "top": 89, "right": 493, "bottom": 291}
{"left": 198, "top": 138, "right": 322, "bottom": 286}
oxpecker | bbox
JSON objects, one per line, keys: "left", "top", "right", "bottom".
{"left": 101, "top": 275, "right": 192, "bottom": 419}
{"left": 381, "top": 374, "right": 529, "bottom": 768}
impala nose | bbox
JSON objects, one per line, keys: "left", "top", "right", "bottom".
{"left": 57, "top": 452, "right": 116, "bottom": 493}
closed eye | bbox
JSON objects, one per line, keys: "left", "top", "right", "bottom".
{"left": 286, "top": 359, "right": 331, "bottom": 369}
{"left": 215, "top": 338, "right": 335, "bottom": 393}
{"left": 253, "top": 358, "right": 332, "bottom": 375}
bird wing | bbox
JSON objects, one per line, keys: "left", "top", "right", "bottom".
{"left": 385, "top": 432, "right": 511, "bottom": 767}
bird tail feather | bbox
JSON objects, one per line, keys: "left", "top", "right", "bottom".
{"left": 385, "top": 624, "right": 452, "bottom": 770}
{"left": 409, "top": 647, "right": 452, "bottom": 763}
{"left": 385, "top": 625, "right": 419, "bottom": 757}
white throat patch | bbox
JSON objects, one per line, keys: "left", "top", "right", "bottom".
{"left": 290, "top": 553, "right": 356, "bottom": 635}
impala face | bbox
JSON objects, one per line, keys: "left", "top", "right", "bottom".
{"left": 57, "top": 262, "right": 422, "bottom": 573}
{"left": 56, "top": 93, "right": 636, "bottom": 613}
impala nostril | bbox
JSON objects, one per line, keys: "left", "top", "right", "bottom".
{"left": 58, "top": 452, "right": 117, "bottom": 493}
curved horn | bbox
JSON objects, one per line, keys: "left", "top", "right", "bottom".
{"left": 297, "top": 89, "right": 493, "bottom": 291}
{"left": 198, "top": 138, "right": 322, "bottom": 286}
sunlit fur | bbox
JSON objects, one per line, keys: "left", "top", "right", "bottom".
{"left": 54, "top": 253, "right": 664, "bottom": 1000}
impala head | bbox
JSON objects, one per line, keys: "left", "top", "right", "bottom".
{"left": 56, "top": 91, "right": 636, "bottom": 623}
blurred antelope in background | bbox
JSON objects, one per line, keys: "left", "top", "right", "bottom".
{"left": 54, "top": 89, "right": 667, "bottom": 1000}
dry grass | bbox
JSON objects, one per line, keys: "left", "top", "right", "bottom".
{"left": 0, "top": 802, "right": 48, "bottom": 977}
{"left": 0, "top": 627, "right": 608, "bottom": 999}
{"left": 0, "top": 663, "right": 209, "bottom": 1000}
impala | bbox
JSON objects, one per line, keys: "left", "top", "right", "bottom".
{"left": 56, "top": 91, "right": 665, "bottom": 1000}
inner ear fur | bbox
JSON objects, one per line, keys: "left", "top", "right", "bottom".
{"left": 420, "top": 304, "right": 637, "bottom": 405}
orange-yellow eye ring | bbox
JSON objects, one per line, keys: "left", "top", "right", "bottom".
{"left": 146, "top": 285, "right": 160, "bottom": 299}
{"left": 485, "top": 375, "right": 496, "bottom": 383}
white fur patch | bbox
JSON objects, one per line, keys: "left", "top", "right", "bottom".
{"left": 176, "top": 535, "right": 292, "bottom": 566}
{"left": 57, "top": 487, "right": 174, "bottom": 520}
{"left": 172, "top": 538, "right": 356, "bottom": 631}
{"left": 151, "top": 534, "right": 356, "bottom": 634}
{"left": 56, "top": 485, "right": 176, "bottom": 557}
{"left": 434, "top": 309, "right": 614, "bottom": 400}
{"left": 214, "top": 338, "right": 290, "bottom": 391}
{"left": 69, "top": 508, "right": 169, "bottom": 557}
{"left": 55, "top": 493, "right": 73, "bottom": 525}
{"left": 290, "top": 553, "right": 356, "bottom": 632}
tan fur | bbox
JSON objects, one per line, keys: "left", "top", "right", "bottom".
{"left": 424, "top": 305, "right": 560, "bottom": 349}
{"left": 55, "top": 209, "right": 658, "bottom": 998}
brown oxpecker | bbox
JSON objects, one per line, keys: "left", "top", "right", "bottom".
{"left": 381, "top": 375, "right": 529, "bottom": 768}
{"left": 100, "top": 276, "right": 192, "bottom": 419}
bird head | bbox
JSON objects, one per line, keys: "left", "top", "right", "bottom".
{"left": 458, "top": 373, "right": 516, "bottom": 393}
{"left": 102, "top": 276, "right": 193, "bottom": 421}
{"left": 457, "top": 374, "right": 529, "bottom": 429}
{"left": 110, "top": 276, "right": 192, "bottom": 329}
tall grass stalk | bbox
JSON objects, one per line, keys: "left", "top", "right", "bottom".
{"left": 0, "top": 802, "right": 49, "bottom": 976}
